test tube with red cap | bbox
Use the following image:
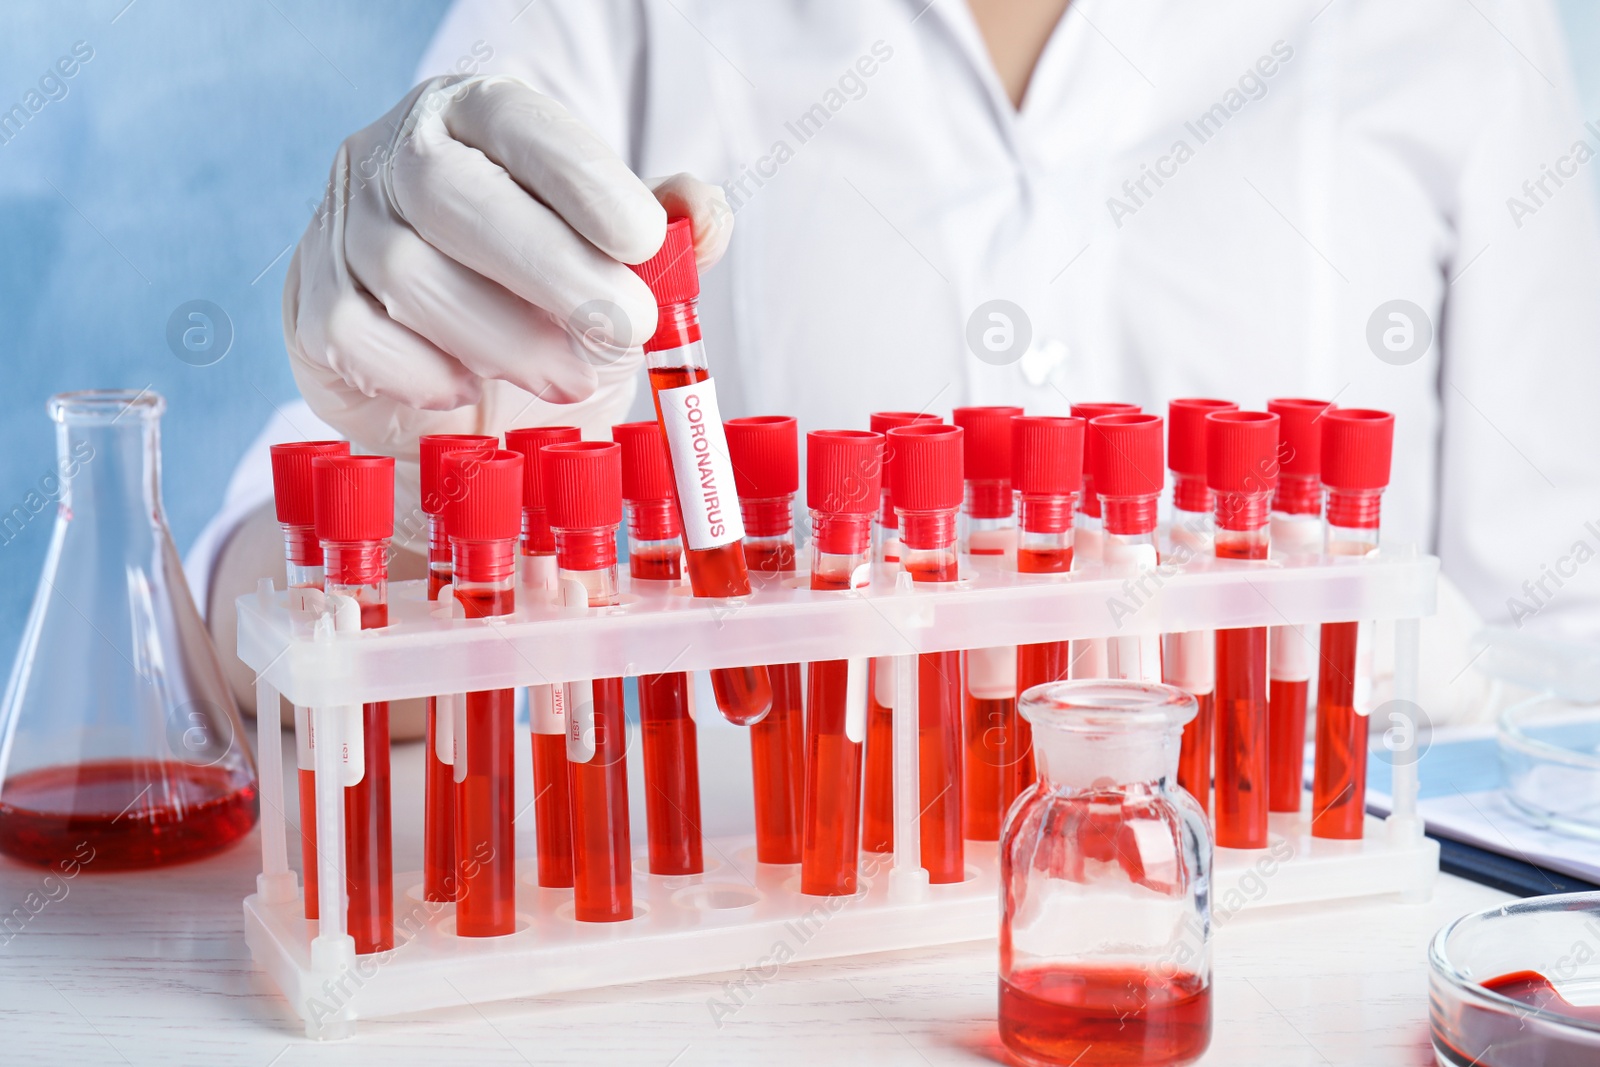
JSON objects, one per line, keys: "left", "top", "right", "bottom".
{"left": 1091, "top": 413, "right": 1166, "bottom": 683}
{"left": 862, "top": 410, "right": 938, "bottom": 853}
{"left": 268, "top": 439, "right": 348, "bottom": 920}
{"left": 613, "top": 420, "right": 704, "bottom": 877}
{"left": 725, "top": 416, "right": 805, "bottom": 865}
{"left": 630, "top": 217, "right": 773, "bottom": 727}
{"left": 1009, "top": 415, "right": 1084, "bottom": 806}
{"left": 417, "top": 434, "right": 497, "bottom": 904}
{"left": 951, "top": 406, "right": 1023, "bottom": 841}
{"left": 1266, "top": 398, "right": 1332, "bottom": 813}
{"left": 504, "top": 425, "right": 581, "bottom": 888}
{"left": 1068, "top": 402, "right": 1140, "bottom": 679}
{"left": 800, "top": 429, "right": 882, "bottom": 895}
{"left": 443, "top": 449, "right": 522, "bottom": 936}
{"left": 542, "top": 441, "right": 634, "bottom": 921}
{"left": 311, "top": 453, "right": 395, "bottom": 953}
{"left": 1206, "top": 410, "right": 1280, "bottom": 850}
{"left": 1311, "top": 409, "right": 1395, "bottom": 840}
{"left": 1163, "top": 399, "right": 1236, "bottom": 814}
{"left": 889, "top": 422, "right": 966, "bottom": 883}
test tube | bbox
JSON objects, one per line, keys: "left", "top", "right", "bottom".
{"left": 311, "top": 453, "right": 395, "bottom": 954}
{"left": 800, "top": 429, "right": 883, "bottom": 895}
{"left": 862, "top": 410, "right": 938, "bottom": 854}
{"left": 1206, "top": 410, "right": 1280, "bottom": 850}
{"left": 1067, "top": 402, "right": 1140, "bottom": 679}
{"left": 951, "top": 406, "right": 1022, "bottom": 842}
{"left": 417, "top": 433, "right": 498, "bottom": 904}
{"left": 725, "top": 416, "right": 805, "bottom": 865}
{"left": 1010, "top": 416, "right": 1084, "bottom": 808}
{"left": 1090, "top": 413, "right": 1166, "bottom": 684}
{"left": 1311, "top": 409, "right": 1394, "bottom": 840}
{"left": 541, "top": 441, "right": 634, "bottom": 921}
{"left": 888, "top": 422, "right": 966, "bottom": 884}
{"left": 1265, "top": 398, "right": 1332, "bottom": 813}
{"left": 268, "top": 439, "right": 349, "bottom": 920}
{"left": 504, "top": 425, "right": 582, "bottom": 888}
{"left": 443, "top": 449, "right": 522, "bottom": 937}
{"left": 630, "top": 217, "right": 773, "bottom": 727}
{"left": 613, "top": 420, "right": 704, "bottom": 876}
{"left": 1162, "top": 399, "right": 1236, "bottom": 814}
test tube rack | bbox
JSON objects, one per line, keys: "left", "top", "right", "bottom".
{"left": 238, "top": 546, "right": 1441, "bottom": 1038}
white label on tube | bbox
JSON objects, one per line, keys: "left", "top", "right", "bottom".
{"left": 566, "top": 680, "right": 596, "bottom": 763}
{"left": 657, "top": 377, "right": 745, "bottom": 551}
{"left": 1270, "top": 623, "right": 1313, "bottom": 682}
{"left": 967, "top": 526, "right": 1017, "bottom": 561}
{"left": 1162, "top": 631, "right": 1215, "bottom": 694}
{"left": 521, "top": 553, "right": 559, "bottom": 595}
{"left": 845, "top": 658, "right": 869, "bottom": 743}
{"left": 1073, "top": 524, "right": 1103, "bottom": 567}
{"left": 1354, "top": 621, "right": 1375, "bottom": 717}
{"left": 434, "top": 693, "right": 455, "bottom": 764}
{"left": 967, "top": 646, "right": 1018, "bottom": 699}
{"left": 295, "top": 705, "right": 313, "bottom": 771}
{"left": 339, "top": 704, "right": 363, "bottom": 787}
{"left": 872, "top": 655, "right": 895, "bottom": 709}
{"left": 1102, "top": 540, "right": 1162, "bottom": 682}
{"left": 1271, "top": 512, "right": 1322, "bottom": 556}
{"left": 530, "top": 683, "right": 564, "bottom": 736}
{"left": 452, "top": 696, "right": 469, "bottom": 783}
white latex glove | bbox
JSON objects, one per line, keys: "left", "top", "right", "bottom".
{"left": 282, "top": 74, "right": 732, "bottom": 530}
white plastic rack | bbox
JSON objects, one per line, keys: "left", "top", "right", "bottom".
{"left": 238, "top": 546, "right": 1440, "bottom": 1038}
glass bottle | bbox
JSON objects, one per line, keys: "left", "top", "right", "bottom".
{"left": 1000, "top": 681, "right": 1212, "bottom": 1067}
{"left": 0, "top": 390, "right": 257, "bottom": 869}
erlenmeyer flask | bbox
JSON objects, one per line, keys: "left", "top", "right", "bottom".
{"left": 0, "top": 390, "right": 257, "bottom": 869}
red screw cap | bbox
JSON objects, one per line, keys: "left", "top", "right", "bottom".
{"left": 1206, "top": 411, "right": 1280, "bottom": 494}
{"left": 420, "top": 434, "right": 498, "bottom": 515}
{"left": 1012, "top": 416, "right": 1084, "bottom": 496}
{"left": 1321, "top": 409, "right": 1395, "bottom": 490}
{"left": 270, "top": 440, "right": 349, "bottom": 525}
{"left": 1167, "top": 399, "right": 1236, "bottom": 476}
{"left": 1070, "top": 401, "right": 1140, "bottom": 424}
{"left": 807, "top": 430, "right": 884, "bottom": 516}
{"left": 611, "top": 421, "right": 676, "bottom": 504}
{"left": 1267, "top": 398, "right": 1333, "bottom": 477}
{"left": 442, "top": 449, "right": 523, "bottom": 542}
{"left": 505, "top": 426, "right": 582, "bottom": 509}
{"left": 1091, "top": 413, "right": 1165, "bottom": 498}
{"left": 312, "top": 454, "right": 394, "bottom": 542}
{"left": 541, "top": 441, "right": 624, "bottom": 531}
{"left": 869, "top": 410, "right": 940, "bottom": 436}
{"left": 950, "top": 406, "right": 1024, "bottom": 481}
{"left": 628, "top": 216, "right": 698, "bottom": 307}
{"left": 887, "top": 423, "right": 964, "bottom": 512}
{"left": 725, "top": 416, "right": 799, "bottom": 499}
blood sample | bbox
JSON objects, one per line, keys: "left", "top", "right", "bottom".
{"left": 800, "top": 430, "right": 882, "bottom": 895}
{"left": 1206, "top": 411, "right": 1280, "bottom": 850}
{"left": 1265, "top": 399, "right": 1331, "bottom": 813}
{"left": 950, "top": 406, "right": 1023, "bottom": 842}
{"left": 1480, "top": 971, "right": 1600, "bottom": 1023}
{"left": 1067, "top": 402, "right": 1140, "bottom": 680}
{"left": 505, "top": 425, "right": 582, "bottom": 888}
{"left": 541, "top": 441, "right": 634, "bottom": 921}
{"left": 416, "top": 434, "right": 497, "bottom": 904}
{"left": 999, "top": 964, "right": 1212, "bottom": 1067}
{"left": 1089, "top": 413, "right": 1166, "bottom": 685}
{"left": 726, "top": 416, "right": 805, "bottom": 865}
{"left": 268, "top": 440, "right": 348, "bottom": 919}
{"left": 311, "top": 453, "right": 395, "bottom": 954}
{"left": 1162, "top": 399, "right": 1235, "bottom": 815}
{"left": 1311, "top": 409, "right": 1394, "bottom": 840}
{"left": 613, "top": 420, "right": 704, "bottom": 876}
{"left": 1010, "top": 416, "right": 1085, "bottom": 807}
{"left": 442, "top": 449, "right": 522, "bottom": 936}
{"left": 888, "top": 422, "right": 966, "bottom": 883}
{"left": 630, "top": 217, "right": 772, "bottom": 727}
{"left": 862, "top": 410, "right": 938, "bottom": 854}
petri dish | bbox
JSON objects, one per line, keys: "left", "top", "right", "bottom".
{"left": 1498, "top": 696, "right": 1600, "bottom": 839}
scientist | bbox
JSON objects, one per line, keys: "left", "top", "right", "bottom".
{"left": 195, "top": 0, "right": 1600, "bottom": 730}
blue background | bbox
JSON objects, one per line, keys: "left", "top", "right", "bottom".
{"left": 0, "top": 0, "right": 1598, "bottom": 660}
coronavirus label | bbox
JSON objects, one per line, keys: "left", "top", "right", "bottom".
{"left": 657, "top": 377, "right": 745, "bottom": 551}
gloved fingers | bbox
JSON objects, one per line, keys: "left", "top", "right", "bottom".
{"left": 441, "top": 78, "right": 667, "bottom": 265}
{"left": 388, "top": 123, "right": 658, "bottom": 352}
{"left": 650, "top": 173, "right": 734, "bottom": 269}
{"left": 346, "top": 219, "right": 603, "bottom": 405}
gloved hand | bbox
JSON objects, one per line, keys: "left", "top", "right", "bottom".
{"left": 283, "top": 74, "right": 732, "bottom": 465}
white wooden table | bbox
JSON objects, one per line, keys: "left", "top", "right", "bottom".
{"left": 0, "top": 726, "right": 1503, "bottom": 1066}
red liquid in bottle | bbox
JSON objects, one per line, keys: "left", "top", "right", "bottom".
{"left": 297, "top": 767, "right": 319, "bottom": 916}
{"left": 1175, "top": 691, "right": 1214, "bottom": 815}
{"left": 801, "top": 657, "right": 863, "bottom": 895}
{"left": 999, "top": 964, "right": 1212, "bottom": 1067}
{"left": 424, "top": 569, "right": 458, "bottom": 903}
{"left": 639, "top": 671, "right": 704, "bottom": 876}
{"left": 964, "top": 692, "right": 1010, "bottom": 841}
{"left": 530, "top": 732, "right": 574, "bottom": 888}
{"left": 0, "top": 759, "right": 257, "bottom": 870}
{"left": 1268, "top": 678, "right": 1309, "bottom": 813}
{"left": 1312, "top": 620, "right": 1367, "bottom": 839}
{"left": 1213, "top": 538, "right": 1269, "bottom": 850}
{"left": 861, "top": 667, "right": 895, "bottom": 853}
{"left": 570, "top": 676, "right": 633, "bottom": 921}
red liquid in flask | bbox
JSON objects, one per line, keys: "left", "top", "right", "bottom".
{"left": 1000, "top": 965, "right": 1212, "bottom": 1067}
{"left": 639, "top": 670, "right": 704, "bottom": 876}
{"left": 452, "top": 584, "right": 517, "bottom": 937}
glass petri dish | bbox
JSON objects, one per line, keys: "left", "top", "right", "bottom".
{"left": 1498, "top": 696, "right": 1600, "bottom": 839}
{"left": 1429, "top": 892, "right": 1600, "bottom": 1066}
